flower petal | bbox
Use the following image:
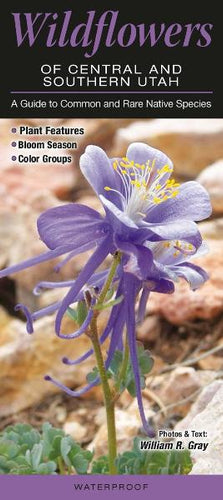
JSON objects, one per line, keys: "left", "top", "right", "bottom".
{"left": 144, "top": 278, "right": 175, "bottom": 294}
{"left": 56, "top": 309, "right": 93, "bottom": 340}
{"left": 80, "top": 146, "right": 122, "bottom": 205}
{"left": 124, "top": 273, "right": 155, "bottom": 437}
{"left": 44, "top": 375, "right": 100, "bottom": 397}
{"left": 0, "top": 244, "right": 77, "bottom": 278}
{"left": 143, "top": 220, "right": 202, "bottom": 249}
{"left": 14, "top": 304, "right": 34, "bottom": 334}
{"left": 114, "top": 236, "right": 154, "bottom": 280}
{"left": 37, "top": 203, "right": 107, "bottom": 250}
{"left": 137, "top": 279, "right": 174, "bottom": 324}
{"left": 105, "top": 312, "right": 125, "bottom": 367}
{"left": 33, "top": 270, "right": 109, "bottom": 295}
{"left": 14, "top": 300, "right": 63, "bottom": 334}
{"left": 55, "top": 236, "right": 112, "bottom": 335}
{"left": 127, "top": 142, "right": 173, "bottom": 184}
{"left": 146, "top": 181, "right": 212, "bottom": 223}
{"left": 100, "top": 194, "right": 138, "bottom": 232}
{"left": 63, "top": 283, "right": 124, "bottom": 365}
{"left": 147, "top": 240, "right": 197, "bottom": 267}
{"left": 173, "top": 262, "right": 209, "bottom": 290}
{"left": 104, "top": 279, "right": 126, "bottom": 367}
{"left": 137, "top": 288, "right": 150, "bottom": 324}
{"left": 191, "top": 240, "right": 209, "bottom": 259}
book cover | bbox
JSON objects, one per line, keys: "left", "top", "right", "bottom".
{"left": 0, "top": 1, "right": 222, "bottom": 498}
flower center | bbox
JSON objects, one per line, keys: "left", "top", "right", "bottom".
{"left": 148, "top": 239, "right": 195, "bottom": 262}
{"left": 104, "top": 157, "right": 180, "bottom": 223}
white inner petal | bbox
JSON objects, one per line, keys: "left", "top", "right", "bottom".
{"left": 145, "top": 240, "right": 196, "bottom": 266}
{"left": 104, "top": 157, "right": 179, "bottom": 224}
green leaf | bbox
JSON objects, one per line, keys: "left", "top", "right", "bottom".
{"left": 2, "top": 424, "right": 41, "bottom": 451}
{"left": 48, "top": 435, "right": 63, "bottom": 460}
{"left": 36, "top": 461, "right": 57, "bottom": 475}
{"left": 0, "top": 422, "right": 93, "bottom": 475}
{"left": 126, "top": 375, "right": 146, "bottom": 398}
{"left": 0, "top": 455, "right": 10, "bottom": 473}
{"left": 76, "top": 301, "right": 88, "bottom": 326}
{"left": 41, "top": 423, "right": 65, "bottom": 457}
{"left": 91, "top": 455, "right": 109, "bottom": 474}
{"left": 107, "top": 344, "right": 154, "bottom": 398}
{"left": 4, "top": 423, "right": 32, "bottom": 435}
{"left": 125, "top": 344, "right": 154, "bottom": 397}
{"left": 13, "top": 456, "right": 30, "bottom": 467}
{"left": 30, "top": 443, "right": 43, "bottom": 470}
{"left": 10, "top": 466, "right": 33, "bottom": 475}
{"left": 24, "top": 449, "right": 32, "bottom": 466}
{"left": 60, "top": 436, "right": 72, "bottom": 466}
{"left": 86, "top": 366, "right": 100, "bottom": 384}
{"left": 104, "top": 287, "right": 115, "bottom": 302}
{"left": 71, "top": 453, "right": 89, "bottom": 474}
{"left": 68, "top": 442, "right": 92, "bottom": 474}
{"left": 66, "top": 306, "right": 78, "bottom": 322}
{"left": 21, "top": 430, "right": 41, "bottom": 449}
{"left": 126, "top": 379, "right": 136, "bottom": 397}
{"left": 67, "top": 301, "right": 88, "bottom": 326}
{"left": 113, "top": 437, "right": 193, "bottom": 475}
{"left": 107, "top": 350, "right": 123, "bottom": 379}
{"left": 137, "top": 343, "right": 154, "bottom": 374}
{"left": 93, "top": 295, "right": 123, "bottom": 311}
{"left": 0, "top": 440, "right": 19, "bottom": 459}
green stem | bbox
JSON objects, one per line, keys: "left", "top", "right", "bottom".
{"left": 97, "top": 251, "right": 121, "bottom": 306}
{"left": 90, "top": 315, "right": 117, "bottom": 474}
{"left": 88, "top": 252, "right": 121, "bottom": 474}
{"left": 57, "top": 456, "right": 65, "bottom": 475}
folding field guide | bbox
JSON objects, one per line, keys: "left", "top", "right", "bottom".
{"left": 0, "top": 2, "right": 222, "bottom": 499}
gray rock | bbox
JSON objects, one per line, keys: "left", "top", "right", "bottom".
{"left": 197, "top": 160, "right": 223, "bottom": 214}
{"left": 175, "top": 381, "right": 223, "bottom": 474}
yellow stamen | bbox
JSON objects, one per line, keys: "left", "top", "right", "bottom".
{"left": 120, "top": 161, "right": 132, "bottom": 169}
{"left": 173, "top": 251, "right": 179, "bottom": 257}
{"left": 171, "top": 190, "right": 179, "bottom": 197}
{"left": 135, "top": 163, "right": 145, "bottom": 170}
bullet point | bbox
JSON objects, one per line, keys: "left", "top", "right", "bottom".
{"left": 11, "top": 128, "right": 17, "bottom": 133}
{"left": 11, "top": 156, "right": 17, "bottom": 161}
{"left": 11, "top": 142, "right": 16, "bottom": 147}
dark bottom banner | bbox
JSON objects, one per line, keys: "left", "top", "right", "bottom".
{"left": 0, "top": 475, "right": 222, "bottom": 500}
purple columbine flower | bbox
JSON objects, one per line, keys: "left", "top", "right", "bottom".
{"left": 0, "top": 143, "right": 212, "bottom": 435}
